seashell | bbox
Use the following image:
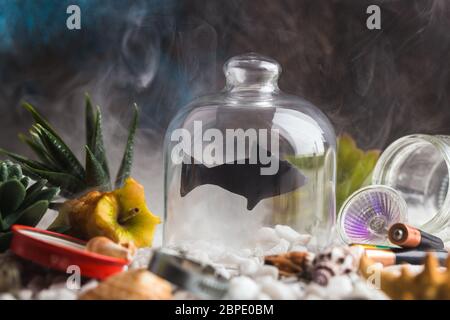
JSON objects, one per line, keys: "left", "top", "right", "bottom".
{"left": 79, "top": 269, "right": 173, "bottom": 300}
{"left": 338, "top": 186, "right": 407, "bottom": 245}
{"left": 310, "top": 246, "right": 358, "bottom": 286}
{"left": 359, "top": 252, "right": 450, "bottom": 300}
{"left": 86, "top": 237, "right": 137, "bottom": 261}
{"left": 264, "top": 251, "right": 312, "bottom": 278}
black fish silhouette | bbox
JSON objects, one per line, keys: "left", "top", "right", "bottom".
{"left": 180, "top": 156, "right": 307, "bottom": 210}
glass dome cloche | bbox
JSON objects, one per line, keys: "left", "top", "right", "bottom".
{"left": 163, "top": 53, "right": 336, "bottom": 251}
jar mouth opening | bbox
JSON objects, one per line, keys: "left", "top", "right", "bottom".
{"left": 372, "top": 134, "right": 450, "bottom": 232}
{"left": 224, "top": 52, "right": 282, "bottom": 75}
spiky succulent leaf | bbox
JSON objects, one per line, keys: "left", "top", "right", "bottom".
{"left": 24, "top": 179, "right": 48, "bottom": 200}
{"left": 19, "top": 133, "right": 59, "bottom": 171}
{"left": 0, "top": 180, "right": 26, "bottom": 215}
{"left": 33, "top": 124, "right": 85, "bottom": 181}
{"left": 0, "top": 148, "right": 52, "bottom": 172}
{"left": 2, "top": 97, "right": 140, "bottom": 200}
{"left": 115, "top": 103, "right": 139, "bottom": 188}
{"left": 21, "top": 187, "right": 59, "bottom": 209}
{"left": 336, "top": 134, "right": 380, "bottom": 211}
{"left": 21, "top": 164, "right": 84, "bottom": 197}
{"left": 23, "top": 102, "right": 60, "bottom": 138}
{"left": 85, "top": 93, "right": 96, "bottom": 148}
{"left": 22, "top": 102, "right": 85, "bottom": 177}
{"left": 85, "top": 146, "right": 110, "bottom": 190}
{"left": 90, "top": 107, "right": 110, "bottom": 181}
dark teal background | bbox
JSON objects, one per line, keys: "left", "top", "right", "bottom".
{"left": 0, "top": 0, "right": 448, "bottom": 154}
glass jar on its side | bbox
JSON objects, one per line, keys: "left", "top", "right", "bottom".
{"left": 372, "top": 134, "right": 450, "bottom": 235}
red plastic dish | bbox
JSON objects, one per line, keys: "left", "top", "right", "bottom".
{"left": 10, "top": 225, "right": 129, "bottom": 280}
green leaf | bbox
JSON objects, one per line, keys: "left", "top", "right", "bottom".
{"left": 21, "top": 164, "right": 85, "bottom": 197}
{"left": 85, "top": 93, "right": 96, "bottom": 148}
{"left": 0, "top": 208, "right": 6, "bottom": 231}
{"left": 0, "top": 162, "right": 8, "bottom": 182}
{"left": 22, "top": 102, "right": 59, "bottom": 138}
{"left": 7, "top": 163, "right": 22, "bottom": 180}
{"left": 6, "top": 200, "right": 49, "bottom": 227}
{"left": 115, "top": 103, "right": 139, "bottom": 188}
{"left": 336, "top": 134, "right": 381, "bottom": 212}
{"left": 0, "top": 148, "right": 52, "bottom": 172}
{"left": 85, "top": 146, "right": 110, "bottom": 190}
{"left": 20, "top": 176, "right": 30, "bottom": 189}
{"left": 0, "top": 180, "right": 26, "bottom": 215}
{"left": 34, "top": 124, "right": 85, "bottom": 181}
{"left": 25, "top": 179, "right": 47, "bottom": 199}
{"left": 90, "top": 107, "right": 110, "bottom": 182}
{"left": 21, "top": 187, "right": 59, "bottom": 209}
{"left": 19, "top": 133, "right": 60, "bottom": 171}
{"left": 23, "top": 102, "right": 85, "bottom": 180}
{"left": 0, "top": 232, "right": 12, "bottom": 252}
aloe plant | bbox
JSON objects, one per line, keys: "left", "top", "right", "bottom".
{"left": 0, "top": 94, "right": 139, "bottom": 198}
{"left": 0, "top": 161, "right": 59, "bottom": 251}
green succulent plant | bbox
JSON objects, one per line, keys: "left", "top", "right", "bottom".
{"left": 0, "top": 160, "right": 59, "bottom": 251}
{"left": 0, "top": 94, "right": 139, "bottom": 199}
{"left": 336, "top": 133, "right": 380, "bottom": 211}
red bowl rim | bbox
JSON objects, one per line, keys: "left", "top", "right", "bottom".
{"left": 11, "top": 224, "right": 129, "bottom": 265}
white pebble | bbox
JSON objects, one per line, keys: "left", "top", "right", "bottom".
{"left": 290, "top": 284, "right": 306, "bottom": 299}
{"left": 259, "top": 277, "right": 296, "bottom": 300}
{"left": 239, "top": 259, "right": 261, "bottom": 276}
{"left": 264, "top": 239, "right": 290, "bottom": 256}
{"left": 350, "top": 281, "right": 377, "bottom": 299}
{"left": 253, "top": 265, "right": 279, "bottom": 279}
{"left": 304, "top": 293, "right": 323, "bottom": 300}
{"left": 0, "top": 293, "right": 16, "bottom": 300}
{"left": 37, "top": 288, "right": 77, "bottom": 300}
{"left": 16, "top": 289, "right": 33, "bottom": 300}
{"left": 326, "top": 276, "right": 353, "bottom": 298}
{"left": 291, "top": 235, "right": 313, "bottom": 247}
{"left": 217, "top": 252, "right": 251, "bottom": 267}
{"left": 80, "top": 280, "right": 99, "bottom": 294}
{"left": 254, "top": 227, "right": 280, "bottom": 250}
{"left": 275, "top": 225, "right": 304, "bottom": 243}
{"left": 304, "top": 283, "right": 328, "bottom": 298}
{"left": 256, "top": 293, "right": 271, "bottom": 300}
{"left": 227, "top": 276, "right": 261, "bottom": 300}
{"left": 215, "top": 266, "right": 233, "bottom": 279}
{"left": 290, "top": 245, "right": 308, "bottom": 252}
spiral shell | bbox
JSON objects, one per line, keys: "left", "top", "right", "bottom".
{"left": 310, "top": 246, "right": 357, "bottom": 286}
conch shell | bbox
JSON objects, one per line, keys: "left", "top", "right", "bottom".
{"left": 359, "top": 252, "right": 450, "bottom": 300}
{"left": 86, "top": 236, "right": 136, "bottom": 261}
{"left": 265, "top": 251, "right": 312, "bottom": 277}
{"left": 79, "top": 269, "right": 173, "bottom": 300}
